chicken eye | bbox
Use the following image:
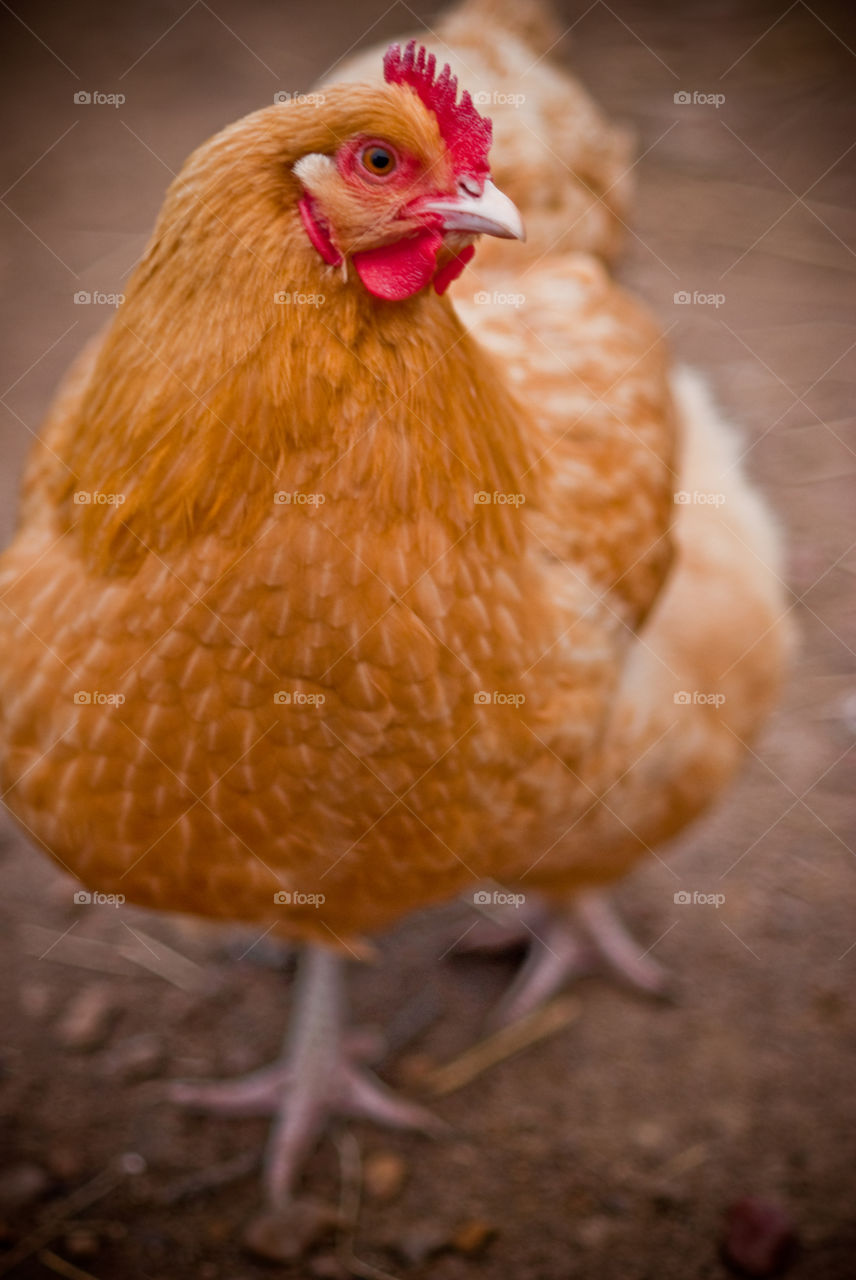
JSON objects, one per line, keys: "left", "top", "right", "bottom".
{"left": 361, "top": 145, "right": 396, "bottom": 177}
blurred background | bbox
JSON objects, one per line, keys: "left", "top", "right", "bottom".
{"left": 0, "top": 1, "right": 854, "bottom": 1277}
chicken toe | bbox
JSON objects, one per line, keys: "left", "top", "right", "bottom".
{"left": 486, "top": 909, "right": 597, "bottom": 1027}
{"left": 573, "top": 890, "right": 675, "bottom": 1000}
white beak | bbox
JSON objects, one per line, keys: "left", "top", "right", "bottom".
{"left": 419, "top": 179, "right": 526, "bottom": 241}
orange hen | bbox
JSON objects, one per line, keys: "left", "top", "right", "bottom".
{"left": 0, "top": 5, "right": 790, "bottom": 1244}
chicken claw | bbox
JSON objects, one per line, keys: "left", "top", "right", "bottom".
{"left": 169, "top": 945, "right": 441, "bottom": 1234}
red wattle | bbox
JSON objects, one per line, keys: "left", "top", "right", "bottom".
{"left": 352, "top": 230, "right": 443, "bottom": 301}
{"left": 433, "top": 244, "right": 476, "bottom": 295}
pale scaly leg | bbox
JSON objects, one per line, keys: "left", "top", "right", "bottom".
{"left": 453, "top": 889, "right": 673, "bottom": 1026}
{"left": 169, "top": 944, "right": 440, "bottom": 1256}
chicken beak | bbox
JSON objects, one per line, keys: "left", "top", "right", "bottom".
{"left": 419, "top": 179, "right": 526, "bottom": 242}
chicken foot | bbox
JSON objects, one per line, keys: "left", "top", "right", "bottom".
{"left": 456, "top": 889, "right": 673, "bottom": 1026}
{"left": 169, "top": 945, "right": 439, "bottom": 1251}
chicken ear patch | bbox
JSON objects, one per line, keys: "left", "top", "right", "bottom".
{"left": 352, "top": 229, "right": 443, "bottom": 301}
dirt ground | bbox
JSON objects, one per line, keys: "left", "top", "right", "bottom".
{"left": 1, "top": 0, "right": 855, "bottom": 1276}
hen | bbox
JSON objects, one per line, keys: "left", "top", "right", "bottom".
{"left": 1, "top": 2, "right": 789, "bottom": 1242}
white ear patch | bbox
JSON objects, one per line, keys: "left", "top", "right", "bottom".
{"left": 293, "top": 153, "right": 337, "bottom": 191}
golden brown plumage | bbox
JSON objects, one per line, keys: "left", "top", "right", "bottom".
{"left": 0, "top": 74, "right": 681, "bottom": 946}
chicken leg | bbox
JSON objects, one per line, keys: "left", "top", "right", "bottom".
{"left": 456, "top": 889, "right": 674, "bottom": 1026}
{"left": 169, "top": 945, "right": 439, "bottom": 1244}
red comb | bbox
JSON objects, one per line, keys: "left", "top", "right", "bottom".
{"left": 383, "top": 40, "right": 493, "bottom": 179}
